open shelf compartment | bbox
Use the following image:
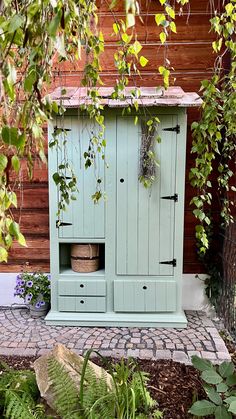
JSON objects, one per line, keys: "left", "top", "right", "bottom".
{"left": 59, "top": 243, "right": 105, "bottom": 275}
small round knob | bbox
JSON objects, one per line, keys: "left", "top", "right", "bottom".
{"left": 143, "top": 286, "right": 147, "bottom": 290}
{"left": 120, "top": 178, "right": 124, "bottom": 183}
{"left": 80, "top": 284, "right": 84, "bottom": 288}
{"left": 80, "top": 300, "right": 84, "bottom": 304}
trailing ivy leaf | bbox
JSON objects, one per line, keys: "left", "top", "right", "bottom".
{"left": 170, "top": 21, "right": 177, "bottom": 33}
{"left": 2, "top": 126, "right": 18, "bottom": 146}
{"left": 9, "top": 221, "right": 20, "bottom": 238}
{"left": 189, "top": 400, "right": 216, "bottom": 416}
{"left": 165, "top": 5, "right": 175, "bottom": 19}
{"left": 17, "top": 233, "right": 27, "bottom": 247}
{"left": 0, "top": 154, "right": 8, "bottom": 173}
{"left": 8, "top": 15, "right": 24, "bottom": 33}
{"left": 201, "top": 370, "right": 223, "bottom": 385}
{"left": 215, "top": 405, "right": 232, "bottom": 419}
{"left": 8, "top": 191, "right": 17, "bottom": 208}
{"left": 0, "top": 247, "right": 8, "bottom": 263}
{"left": 155, "top": 14, "right": 166, "bottom": 26}
{"left": 159, "top": 32, "right": 166, "bottom": 44}
{"left": 24, "top": 69, "right": 37, "bottom": 92}
{"left": 219, "top": 362, "right": 234, "bottom": 378}
{"left": 139, "top": 56, "right": 148, "bottom": 67}
{"left": 48, "top": 10, "right": 62, "bottom": 37}
{"left": 113, "top": 23, "right": 120, "bottom": 34}
{"left": 203, "top": 385, "right": 222, "bottom": 405}
{"left": 191, "top": 356, "right": 214, "bottom": 372}
{"left": 11, "top": 155, "right": 20, "bottom": 173}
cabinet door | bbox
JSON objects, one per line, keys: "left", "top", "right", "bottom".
{"left": 56, "top": 116, "right": 105, "bottom": 238}
{"left": 114, "top": 280, "right": 176, "bottom": 312}
{"left": 116, "top": 115, "right": 177, "bottom": 276}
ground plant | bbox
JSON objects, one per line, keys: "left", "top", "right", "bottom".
{"left": 0, "top": 359, "right": 45, "bottom": 418}
{"left": 48, "top": 350, "right": 163, "bottom": 418}
{"left": 189, "top": 355, "right": 236, "bottom": 418}
{"left": 0, "top": 352, "right": 163, "bottom": 419}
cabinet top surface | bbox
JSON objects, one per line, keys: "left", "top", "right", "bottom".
{"left": 49, "top": 86, "right": 202, "bottom": 109}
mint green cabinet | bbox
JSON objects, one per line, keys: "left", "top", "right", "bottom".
{"left": 46, "top": 106, "right": 190, "bottom": 328}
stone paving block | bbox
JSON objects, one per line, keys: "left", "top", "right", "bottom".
{"left": 201, "top": 351, "right": 217, "bottom": 360}
{"left": 216, "top": 352, "right": 231, "bottom": 361}
{"left": 139, "top": 350, "right": 154, "bottom": 359}
{"left": 173, "top": 351, "right": 189, "bottom": 363}
{"left": 155, "top": 350, "right": 171, "bottom": 360}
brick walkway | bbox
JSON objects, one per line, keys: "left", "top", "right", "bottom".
{"left": 0, "top": 308, "right": 230, "bottom": 364}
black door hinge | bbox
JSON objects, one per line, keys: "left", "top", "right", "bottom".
{"left": 56, "top": 220, "right": 72, "bottom": 228}
{"left": 161, "top": 193, "right": 178, "bottom": 202}
{"left": 163, "top": 124, "right": 180, "bottom": 134}
{"left": 159, "top": 258, "right": 177, "bottom": 267}
{"left": 54, "top": 126, "right": 72, "bottom": 132}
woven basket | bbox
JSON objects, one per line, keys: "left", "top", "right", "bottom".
{"left": 71, "top": 244, "right": 100, "bottom": 273}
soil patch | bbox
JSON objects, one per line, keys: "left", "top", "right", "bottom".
{"left": 0, "top": 355, "right": 205, "bottom": 418}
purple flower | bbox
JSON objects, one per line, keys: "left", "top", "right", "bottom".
{"left": 25, "top": 293, "right": 32, "bottom": 303}
{"left": 40, "top": 301, "right": 45, "bottom": 306}
{"left": 16, "top": 274, "right": 22, "bottom": 281}
{"left": 16, "top": 279, "right": 22, "bottom": 286}
{"left": 35, "top": 301, "right": 41, "bottom": 309}
{"left": 20, "top": 280, "right": 25, "bottom": 286}
{"left": 47, "top": 274, "right": 51, "bottom": 281}
{"left": 26, "top": 280, "right": 33, "bottom": 287}
{"left": 48, "top": 284, "right": 51, "bottom": 289}
{"left": 18, "top": 288, "right": 24, "bottom": 294}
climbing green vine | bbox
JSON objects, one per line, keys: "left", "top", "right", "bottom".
{"left": 0, "top": 0, "right": 192, "bottom": 261}
{"left": 190, "top": 0, "right": 236, "bottom": 254}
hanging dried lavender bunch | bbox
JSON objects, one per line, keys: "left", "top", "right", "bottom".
{"left": 139, "top": 119, "right": 160, "bottom": 188}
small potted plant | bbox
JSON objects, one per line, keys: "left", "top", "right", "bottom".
{"left": 14, "top": 272, "right": 51, "bottom": 318}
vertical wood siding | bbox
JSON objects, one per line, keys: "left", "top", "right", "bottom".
{"left": 3, "top": 0, "right": 220, "bottom": 273}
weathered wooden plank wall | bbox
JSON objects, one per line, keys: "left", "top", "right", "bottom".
{"left": 3, "top": 0, "right": 220, "bottom": 273}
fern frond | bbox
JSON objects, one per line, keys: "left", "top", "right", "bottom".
{"left": 33, "top": 404, "right": 47, "bottom": 419}
{"left": 5, "top": 390, "right": 36, "bottom": 419}
{"left": 47, "top": 357, "right": 79, "bottom": 418}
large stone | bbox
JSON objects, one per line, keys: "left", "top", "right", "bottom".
{"left": 33, "top": 343, "right": 113, "bottom": 410}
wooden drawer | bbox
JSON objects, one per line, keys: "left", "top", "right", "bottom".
{"left": 58, "top": 296, "right": 106, "bottom": 312}
{"left": 114, "top": 280, "right": 176, "bottom": 312}
{"left": 58, "top": 279, "right": 106, "bottom": 296}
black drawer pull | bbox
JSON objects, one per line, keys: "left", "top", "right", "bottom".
{"left": 120, "top": 178, "right": 124, "bottom": 183}
{"left": 143, "top": 286, "right": 147, "bottom": 290}
{"left": 80, "top": 284, "right": 84, "bottom": 288}
{"left": 80, "top": 300, "right": 84, "bottom": 304}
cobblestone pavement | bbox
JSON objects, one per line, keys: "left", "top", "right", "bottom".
{"left": 0, "top": 308, "right": 230, "bottom": 364}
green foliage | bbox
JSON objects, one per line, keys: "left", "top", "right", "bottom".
{"left": 189, "top": 356, "right": 236, "bottom": 418}
{"left": 0, "top": 364, "right": 45, "bottom": 419}
{"left": 190, "top": 1, "right": 236, "bottom": 254}
{"left": 47, "top": 350, "right": 163, "bottom": 418}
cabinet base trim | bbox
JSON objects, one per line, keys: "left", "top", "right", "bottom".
{"left": 45, "top": 310, "right": 187, "bottom": 328}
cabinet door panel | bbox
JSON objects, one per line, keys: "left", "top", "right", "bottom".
{"left": 56, "top": 116, "right": 105, "bottom": 238}
{"left": 114, "top": 280, "right": 176, "bottom": 312}
{"left": 116, "top": 115, "right": 177, "bottom": 276}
